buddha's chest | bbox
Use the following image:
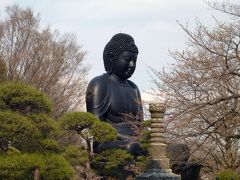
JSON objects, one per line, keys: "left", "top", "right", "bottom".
{"left": 108, "top": 83, "right": 140, "bottom": 116}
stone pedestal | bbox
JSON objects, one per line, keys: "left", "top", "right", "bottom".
{"left": 136, "top": 103, "right": 181, "bottom": 180}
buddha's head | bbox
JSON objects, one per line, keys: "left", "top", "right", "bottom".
{"left": 103, "top": 33, "right": 138, "bottom": 80}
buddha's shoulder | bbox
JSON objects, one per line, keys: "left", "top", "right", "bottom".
{"left": 87, "top": 74, "right": 109, "bottom": 90}
{"left": 127, "top": 79, "right": 140, "bottom": 90}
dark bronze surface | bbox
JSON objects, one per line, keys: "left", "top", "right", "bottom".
{"left": 86, "top": 33, "right": 143, "bottom": 155}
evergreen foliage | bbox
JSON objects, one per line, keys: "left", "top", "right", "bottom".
{"left": 0, "top": 81, "right": 53, "bottom": 115}
{"left": 139, "top": 120, "right": 151, "bottom": 153}
{"left": 0, "top": 153, "right": 74, "bottom": 180}
{"left": 59, "top": 112, "right": 117, "bottom": 143}
{"left": 39, "top": 139, "right": 62, "bottom": 153}
{"left": 0, "top": 81, "right": 76, "bottom": 179}
{"left": 0, "top": 111, "right": 39, "bottom": 152}
{"left": 91, "top": 121, "right": 117, "bottom": 143}
{"left": 40, "top": 153, "right": 74, "bottom": 180}
{"left": 30, "top": 114, "right": 58, "bottom": 138}
{"left": 59, "top": 112, "right": 96, "bottom": 132}
{"left": 93, "top": 149, "right": 133, "bottom": 178}
{"left": 62, "top": 145, "right": 89, "bottom": 166}
{"left": 0, "top": 81, "right": 142, "bottom": 179}
{"left": 216, "top": 169, "right": 239, "bottom": 180}
{"left": 0, "top": 154, "right": 44, "bottom": 179}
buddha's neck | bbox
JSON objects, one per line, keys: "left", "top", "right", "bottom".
{"left": 110, "top": 74, "right": 127, "bottom": 85}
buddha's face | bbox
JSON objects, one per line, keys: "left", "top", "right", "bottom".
{"left": 111, "top": 51, "right": 137, "bottom": 80}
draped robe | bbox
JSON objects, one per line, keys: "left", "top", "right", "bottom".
{"left": 86, "top": 73, "right": 143, "bottom": 152}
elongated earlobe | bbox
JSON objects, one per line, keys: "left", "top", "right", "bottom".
{"left": 107, "top": 67, "right": 112, "bottom": 74}
{"left": 106, "top": 53, "right": 113, "bottom": 74}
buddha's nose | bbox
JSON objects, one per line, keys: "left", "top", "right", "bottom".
{"left": 129, "top": 60, "right": 134, "bottom": 67}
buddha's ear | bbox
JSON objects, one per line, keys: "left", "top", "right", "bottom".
{"left": 107, "top": 52, "right": 114, "bottom": 63}
{"left": 106, "top": 53, "right": 113, "bottom": 74}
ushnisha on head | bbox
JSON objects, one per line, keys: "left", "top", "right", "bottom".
{"left": 103, "top": 33, "right": 139, "bottom": 80}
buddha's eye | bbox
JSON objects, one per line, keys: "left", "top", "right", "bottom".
{"left": 124, "top": 56, "right": 131, "bottom": 61}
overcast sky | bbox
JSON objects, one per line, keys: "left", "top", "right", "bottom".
{"left": 0, "top": 0, "right": 234, "bottom": 100}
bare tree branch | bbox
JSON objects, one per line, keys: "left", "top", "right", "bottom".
{"left": 151, "top": 1, "right": 240, "bottom": 178}
{"left": 0, "top": 5, "right": 89, "bottom": 118}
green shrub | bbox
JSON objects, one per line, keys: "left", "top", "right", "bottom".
{"left": 0, "top": 153, "right": 74, "bottom": 180}
{"left": 41, "top": 154, "right": 74, "bottom": 180}
{"left": 98, "top": 149, "right": 133, "bottom": 169}
{"left": 59, "top": 112, "right": 117, "bottom": 143}
{"left": 0, "top": 81, "right": 53, "bottom": 115}
{"left": 91, "top": 121, "right": 117, "bottom": 143}
{"left": 0, "top": 154, "right": 44, "bottom": 179}
{"left": 0, "top": 111, "right": 39, "bottom": 152}
{"left": 30, "top": 114, "right": 58, "bottom": 138}
{"left": 63, "top": 145, "right": 89, "bottom": 166}
{"left": 39, "top": 139, "right": 62, "bottom": 153}
{"left": 93, "top": 149, "right": 133, "bottom": 177}
{"left": 133, "top": 155, "right": 149, "bottom": 174}
{"left": 142, "top": 119, "right": 151, "bottom": 127}
{"left": 59, "top": 112, "right": 97, "bottom": 131}
{"left": 216, "top": 169, "right": 239, "bottom": 180}
{"left": 139, "top": 129, "right": 151, "bottom": 153}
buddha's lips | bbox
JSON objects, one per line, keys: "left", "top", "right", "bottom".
{"left": 126, "top": 68, "right": 134, "bottom": 75}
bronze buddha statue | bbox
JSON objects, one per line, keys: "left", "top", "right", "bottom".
{"left": 86, "top": 33, "right": 143, "bottom": 155}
